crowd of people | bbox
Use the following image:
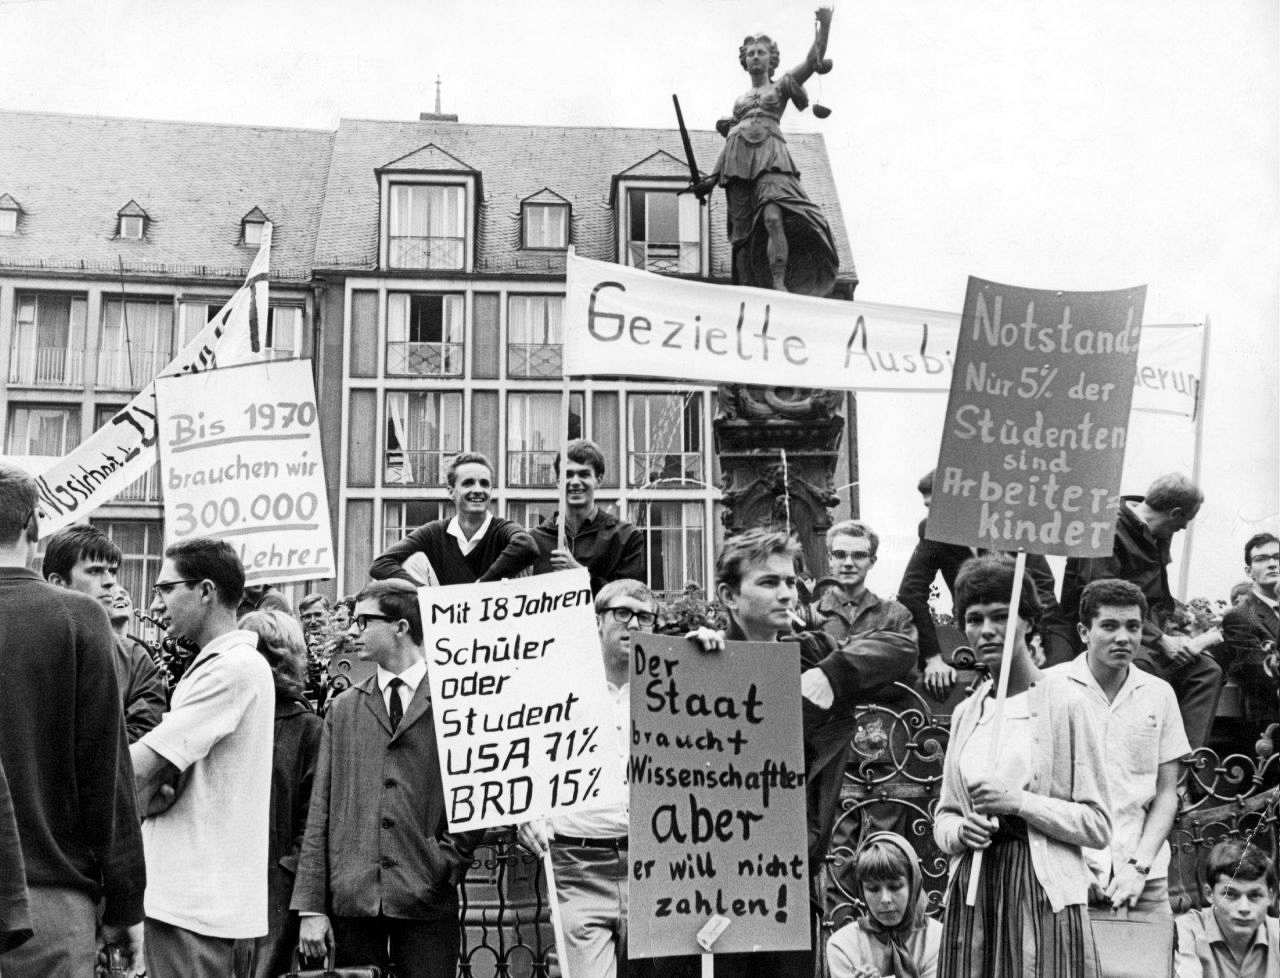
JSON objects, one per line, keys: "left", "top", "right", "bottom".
{"left": 0, "top": 442, "right": 1277, "bottom": 978}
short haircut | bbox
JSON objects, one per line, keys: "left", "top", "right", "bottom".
{"left": 556, "top": 438, "right": 606, "bottom": 479}
{"left": 42, "top": 524, "right": 122, "bottom": 581}
{"left": 1078, "top": 578, "right": 1148, "bottom": 626}
{"left": 446, "top": 452, "right": 494, "bottom": 488}
{"left": 356, "top": 579, "right": 422, "bottom": 645}
{"left": 1230, "top": 580, "right": 1255, "bottom": 604}
{"left": 917, "top": 469, "right": 934, "bottom": 496}
{"left": 715, "top": 527, "right": 801, "bottom": 594}
{"left": 1206, "top": 839, "right": 1276, "bottom": 889}
{"left": 0, "top": 463, "right": 38, "bottom": 546}
{"left": 854, "top": 836, "right": 913, "bottom": 885}
{"left": 1244, "top": 532, "right": 1280, "bottom": 565}
{"left": 297, "top": 593, "right": 330, "bottom": 614}
{"left": 165, "top": 537, "right": 245, "bottom": 609}
{"left": 1144, "top": 472, "right": 1204, "bottom": 514}
{"left": 335, "top": 595, "right": 356, "bottom": 614}
{"left": 240, "top": 609, "right": 307, "bottom": 695}
{"left": 826, "top": 519, "right": 879, "bottom": 558}
{"left": 595, "top": 578, "right": 657, "bottom": 615}
{"left": 953, "top": 554, "right": 1042, "bottom": 626}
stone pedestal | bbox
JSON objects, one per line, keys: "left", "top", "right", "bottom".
{"left": 715, "top": 400, "right": 843, "bottom": 578}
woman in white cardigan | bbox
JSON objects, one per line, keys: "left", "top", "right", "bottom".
{"left": 933, "top": 554, "right": 1111, "bottom": 978}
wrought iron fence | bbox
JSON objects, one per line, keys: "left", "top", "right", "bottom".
{"left": 507, "top": 343, "right": 563, "bottom": 379}
{"left": 387, "top": 340, "right": 465, "bottom": 377}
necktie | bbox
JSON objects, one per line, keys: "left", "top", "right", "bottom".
{"left": 387, "top": 677, "right": 405, "bottom": 731}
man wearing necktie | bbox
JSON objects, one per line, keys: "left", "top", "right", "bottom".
{"left": 293, "top": 580, "right": 481, "bottom": 978}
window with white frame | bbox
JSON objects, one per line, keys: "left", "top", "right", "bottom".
{"left": 507, "top": 295, "right": 564, "bottom": 378}
{"left": 384, "top": 391, "right": 463, "bottom": 487}
{"left": 388, "top": 184, "right": 466, "bottom": 270}
{"left": 387, "top": 293, "right": 464, "bottom": 377}
{"left": 627, "top": 391, "right": 704, "bottom": 488}
{"left": 8, "top": 292, "right": 87, "bottom": 386}
{"left": 629, "top": 500, "right": 705, "bottom": 602}
{"left": 98, "top": 296, "right": 175, "bottom": 389}
{"left": 0, "top": 210, "right": 16, "bottom": 236}
{"left": 506, "top": 392, "right": 583, "bottom": 488}
{"left": 118, "top": 215, "right": 145, "bottom": 240}
{"left": 243, "top": 220, "right": 265, "bottom": 247}
{"left": 523, "top": 202, "right": 568, "bottom": 249}
{"left": 625, "top": 188, "right": 701, "bottom": 275}
{"left": 6, "top": 405, "right": 80, "bottom": 457}
{"left": 264, "top": 306, "right": 303, "bottom": 360}
{"left": 382, "top": 500, "right": 449, "bottom": 551}
{"left": 95, "top": 405, "right": 161, "bottom": 502}
{"left": 177, "top": 300, "right": 220, "bottom": 350}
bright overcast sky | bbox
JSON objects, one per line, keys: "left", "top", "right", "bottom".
{"left": 3, "top": 0, "right": 1277, "bottom": 598}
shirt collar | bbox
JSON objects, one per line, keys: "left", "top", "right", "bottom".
{"left": 1066, "top": 651, "right": 1151, "bottom": 697}
{"left": 1252, "top": 588, "right": 1280, "bottom": 612}
{"left": 447, "top": 513, "right": 493, "bottom": 555}
{"left": 1203, "top": 907, "right": 1272, "bottom": 951}
{"left": 377, "top": 659, "right": 427, "bottom": 693}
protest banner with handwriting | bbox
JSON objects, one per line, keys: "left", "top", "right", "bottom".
{"left": 628, "top": 634, "right": 808, "bottom": 958}
{"left": 154, "top": 358, "right": 334, "bottom": 584}
{"left": 927, "top": 278, "right": 1145, "bottom": 557}
{"left": 33, "top": 227, "right": 273, "bottom": 537}
{"left": 563, "top": 253, "right": 1198, "bottom": 418}
{"left": 423, "top": 568, "right": 626, "bottom": 833}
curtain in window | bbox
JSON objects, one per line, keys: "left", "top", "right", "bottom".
{"left": 8, "top": 408, "right": 75, "bottom": 456}
{"left": 630, "top": 501, "right": 704, "bottom": 599}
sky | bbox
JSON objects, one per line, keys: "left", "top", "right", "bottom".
{"left": 3, "top": 0, "right": 1277, "bottom": 600}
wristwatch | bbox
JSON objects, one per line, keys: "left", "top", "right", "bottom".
{"left": 1126, "top": 856, "right": 1151, "bottom": 876}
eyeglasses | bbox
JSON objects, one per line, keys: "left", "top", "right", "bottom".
{"left": 602, "top": 607, "right": 657, "bottom": 628}
{"left": 352, "top": 613, "right": 397, "bottom": 633}
{"left": 1250, "top": 552, "right": 1280, "bottom": 564}
{"left": 829, "top": 549, "right": 873, "bottom": 562}
{"left": 151, "top": 579, "right": 199, "bottom": 598}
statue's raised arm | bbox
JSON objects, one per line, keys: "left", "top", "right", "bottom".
{"left": 788, "top": 6, "right": 834, "bottom": 88}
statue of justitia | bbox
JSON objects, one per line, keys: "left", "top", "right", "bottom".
{"left": 694, "top": 6, "right": 838, "bottom": 297}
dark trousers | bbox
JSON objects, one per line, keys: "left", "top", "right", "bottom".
{"left": 1133, "top": 647, "right": 1222, "bottom": 751}
{"left": 332, "top": 913, "right": 459, "bottom": 978}
{"left": 146, "top": 917, "right": 257, "bottom": 978}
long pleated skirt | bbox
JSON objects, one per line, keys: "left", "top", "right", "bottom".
{"left": 938, "top": 832, "right": 1100, "bottom": 978}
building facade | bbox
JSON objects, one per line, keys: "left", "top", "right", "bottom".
{"left": 0, "top": 108, "right": 858, "bottom": 606}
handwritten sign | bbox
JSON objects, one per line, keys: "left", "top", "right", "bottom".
{"left": 564, "top": 254, "right": 1197, "bottom": 419}
{"left": 927, "top": 278, "right": 1145, "bottom": 557}
{"left": 33, "top": 227, "right": 272, "bottom": 537}
{"left": 423, "top": 569, "right": 626, "bottom": 833}
{"left": 154, "top": 358, "right": 335, "bottom": 584}
{"left": 628, "top": 634, "right": 809, "bottom": 958}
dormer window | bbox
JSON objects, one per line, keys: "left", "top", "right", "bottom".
{"left": 612, "top": 152, "right": 707, "bottom": 276}
{"left": 116, "top": 200, "right": 149, "bottom": 240}
{"left": 521, "top": 190, "right": 570, "bottom": 250}
{"left": 377, "top": 143, "right": 479, "bottom": 272}
{"left": 0, "top": 194, "right": 20, "bottom": 236}
{"left": 241, "top": 206, "right": 269, "bottom": 246}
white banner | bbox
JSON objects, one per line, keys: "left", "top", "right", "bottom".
{"left": 33, "top": 226, "right": 274, "bottom": 537}
{"left": 154, "top": 358, "right": 335, "bottom": 585}
{"left": 423, "top": 569, "right": 626, "bottom": 832}
{"left": 563, "top": 252, "right": 1202, "bottom": 418}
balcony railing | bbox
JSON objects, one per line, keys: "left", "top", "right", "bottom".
{"left": 507, "top": 342, "right": 563, "bottom": 379}
{"left": 628, "top": 241, "right": 696, "bottom": 276}
{"left": 97, "top": 347, "right": 166, "bottom": 390}
{"left": 386, "top": 341, "right": 465, "bottom": 378}
{"left": 628, "top": 451, "right": 704, "bottom": 488}
{"left": 384, "top": 450, "right": 454, "bottom": 487}
{"left": 7, "top": 346, "right": 84, "bottom": 386}
{"left": 388, "top": 237, "right": 464, "bottom": 270}
{"left": 507, "top": 450, "right": 558, "bottom": 488}
{"left": 113, "top": 465, "right": 161, "bottom": 503}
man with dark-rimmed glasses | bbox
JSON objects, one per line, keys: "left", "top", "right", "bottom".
{"left": 130, "top": 536, "right": 274, "bottom": 977}
{"left": 0, "top": 463, "right": 145, "bottom": 978}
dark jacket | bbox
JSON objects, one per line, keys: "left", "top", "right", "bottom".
{"left": 808, "top": 584, "right": 920, "bottom": 698}
{"left": 291, "top": 675, "right": 482, "bottom": 920}
{"left": 0, "top": 758, "right": 30, "bottom": 953}
{"left": 0, "top": 568, "right": 145, "bottom": 927}
{"left": 1219, "top": 591, "right": 1280, "bottom": 724}
{"left": 896, "top": 520, "right": 1059, "bottom": 667}
{"left": 527, "top": 509, "right": 646, "bottom": 595}
{"left": 370, "top": 516, "right": 539, "bottom": 585}
{"left": 114, "top": 635, "right": 167, "bottom": 743}
{"left": 1042, "top": 496, "right": 1173, "bottom": 657}
{"left": 255, "top": 692, "right": 322, "bottom": 978}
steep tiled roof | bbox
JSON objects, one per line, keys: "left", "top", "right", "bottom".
{"left": 0, "top": 109, "right": 334, "bottom": 281}
{"left": 314, "top": 117, "right": 856, "bottom": 284}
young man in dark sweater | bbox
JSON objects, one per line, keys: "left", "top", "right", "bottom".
{"left": 369, "top": 452, "right": 539, "bottom": 586}
{"left": 0, "top": 463, "right": 145, "bottom": 977}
